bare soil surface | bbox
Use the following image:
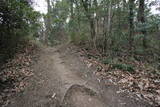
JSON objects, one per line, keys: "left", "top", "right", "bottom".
{"left": 6, "top": 45, "right": 152, "bottom": 107}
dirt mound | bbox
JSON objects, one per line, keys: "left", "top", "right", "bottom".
{"left": 62, "top": 84, "right": 106, "bottom": 107}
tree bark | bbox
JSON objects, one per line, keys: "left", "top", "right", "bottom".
{"left": 104, "top": 1, "right": 112, "bottom": 52}
{"left": 137, "top": 0, "right": 147, "bottom": 48}
{"left": 46, "top": 0, "right": 52, "bottom": 45}
{"left": 129, "top": 0, "right": 135, "bottom": 53}
{"left": 81, "top": 0, "right": 96, "bottom": 47}
{"left": 70, "top": 0, "right": 74, "bottom": 19}
{"left": 90, "top": 19, "right": 96, "bottom": 40}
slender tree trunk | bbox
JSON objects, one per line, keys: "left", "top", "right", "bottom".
{"left": 107, "top": 1, "right": 111, "bottom": 35}
{"left": 74, "top": 1, "right": 81, "bottom": 31}
{"left": 137, "top": 0, "right": 147, "bottom": 48}
{"left": 94, "top": 0, "right": 98, "bottom": 49}
{"left": 89, "top": 18, "right": 96, "bottom": 48}
{"left": 103, "top": 16, "right": 107, "bottom": 52}
{"left": 81, "top": 0, "right": 96, "bottom": 48}
{"left": 104, "top": 1, "right": 112, "bottom": 52}
{"left": 129, "top": 0, "right": 135, "bottom": 53}
{"left": 90, "top": 19, "right": 96, "bottom": 40}
{"left": 70, "top": 0, "right": 74, "bottom": 19}
{"left": 69, "top": 0, "right": 74, "bottom": 32}
{"left": 46, "top": 0, "right": 52, "bottom": 45}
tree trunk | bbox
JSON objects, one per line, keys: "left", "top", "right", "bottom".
{"left": 129, "top": 0, "right": 135, "bottom": 53}
{"left": 137, "top": 0, "right": 147, "bottom": 48}
{"left": 46, "top": 0, "right": 52, "bottom": 45}
{"left": 104, "top": 1, "right": 112, "bottom": 52}
{"left": 75, "top": 1, "right": 81, "bottom": 31}
{"left": 81, "top": 0, "right": 96, "bottom": 48}
{"left": 90, "top": 19, "right": 96, "bottom": 41}
{"left": 70, "top": 0, "right": 74, "bottom": 19}
{"left": 107, "top": 1, "right": 111, "bottom": 35}
{"left": 69, "top": 0, "right": 74, "bottom": 32}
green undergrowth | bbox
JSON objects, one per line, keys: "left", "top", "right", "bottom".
{"left": 0, "top": 37, "right": 40, "bottom": 66}
{"left": 102, "top": 58, "right": 135, "bottom": 73}
{"left": 84, "top": 48, "right": 159, "bottom": 74}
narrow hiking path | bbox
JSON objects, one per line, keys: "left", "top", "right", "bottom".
{"left": 7, "top": 45, "right": 151, "bottom": 107}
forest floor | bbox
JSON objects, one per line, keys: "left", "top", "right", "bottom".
{"left": 2, "top": 44, "right": 154, "bottom": 107}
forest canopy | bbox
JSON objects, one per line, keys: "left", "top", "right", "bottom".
{"left": 42, "top": 0, "right": 160, "bottom": 57}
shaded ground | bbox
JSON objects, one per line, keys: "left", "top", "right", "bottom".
{"left": 6, "top": 44, "right": 152, "bottom": 107}
{"left": 0, "top": 42, "right": 38, "bottom": 106}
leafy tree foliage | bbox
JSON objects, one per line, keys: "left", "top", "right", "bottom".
{"left": 0, "top": 0, "right": 41, "bottom": 62}
{"left": 45, "top": 0, "right": 160, "bottom": 58}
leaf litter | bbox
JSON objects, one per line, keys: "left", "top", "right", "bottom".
{"left": 78, "top": 47, "right": 160, "bottom": 106}
{"left": 0, "top": 41, "right": 39, "bottom": 106}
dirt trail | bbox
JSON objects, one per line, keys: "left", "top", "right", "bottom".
{"left": 7, "top": 45, "right": 151, "bottom": 107}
